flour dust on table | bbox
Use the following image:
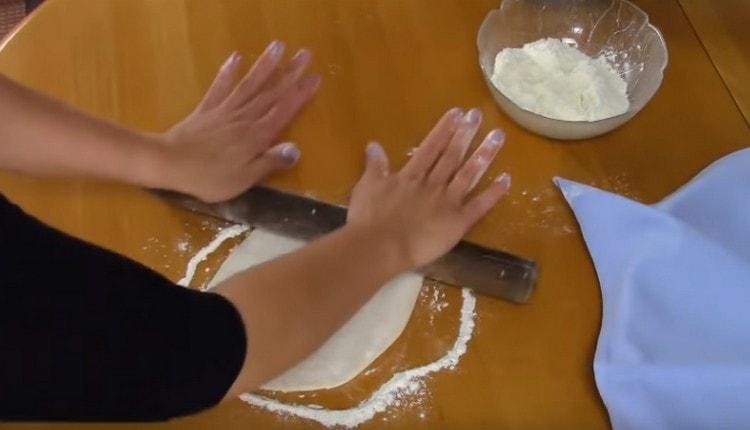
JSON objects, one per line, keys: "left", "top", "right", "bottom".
{"left": 180, "top": 226, "right": 479, "bottom": 427}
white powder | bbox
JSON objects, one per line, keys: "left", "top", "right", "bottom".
{"left": 241, "top": 288, "right": 476, "bottom": 428}
{"left": 180, "top": 229, "right": 479, "bottom": 428}
{"left": 176, "top": 240, "right": 189, "bottom": 253}
{"left": 427, "top": 286, "right": 449, "bottom": 325}
{"left": 491, "top": 38, "right": 629, "bottom": 122}
{"left": 176, "top": 224, "right": 249, "bottom": 287}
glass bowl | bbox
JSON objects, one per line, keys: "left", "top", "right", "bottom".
{"left": 477, "top": 0, "right": 668, "bottom": 140}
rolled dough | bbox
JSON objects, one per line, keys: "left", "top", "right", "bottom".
{"left": 207, "top": 229, "right": 423, "bottom": 392}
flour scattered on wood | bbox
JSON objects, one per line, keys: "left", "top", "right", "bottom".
{"left": 240, "top": 288, "right": 476, "bottom": 428}
{"left": 427, "top": 285, "right": 450, "bottom": 325}
{"left": 180, "top": 227, "right": 479, "bottom": 428}
{"left": 176, "top": 240, "right": 189, "bottom": 253}
{"left": 177, "top": 225, "right": 249, "bottom": 287}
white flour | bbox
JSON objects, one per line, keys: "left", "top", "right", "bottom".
{"left": 491, "top": 38, "right": 629, "bottom": 121}
{"left": 180, "top": 228, "right": 478, "bottom": 428}
{"left": 427, "top": 285, "right": 449, "bottom": 325}
{"left": 176, "top": 239, "right": 190, "bottom": 253}
{"left": 240, "top": 288, "right": 476, "bottom": 428}
{"left": 176, "top": 224, "right": 249, "bottom": 287}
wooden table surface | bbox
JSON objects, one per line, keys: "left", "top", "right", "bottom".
{"left": 0, "top": 0, "right": 748, "bottom": 429}
{"left": 678, "top": 0, "right": 750, "bottom": 126}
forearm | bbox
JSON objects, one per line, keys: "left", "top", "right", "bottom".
{"left": 0, "top": 74, "right": 165, "bottom": 187}
{"left": 215, "top": 225, "right": 403, "bottom": 394}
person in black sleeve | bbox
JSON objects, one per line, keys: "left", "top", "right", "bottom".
{"left": 0, "top": 40, "right": 511, "bottom": 420}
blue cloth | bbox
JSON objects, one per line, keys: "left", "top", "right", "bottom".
{"left": 555, "top": 148, "right": 750, "bottom": 430}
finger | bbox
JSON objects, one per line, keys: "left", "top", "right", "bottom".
{"left": 462, "top": 173, "right": 511, "bottom": 225}
{"left": 364, "top": 141, "right": 390, "bottom": 179}
{"left": 225, "top": 40, "right": 286, "bottom": 109}
{"left": 400, "top": 107, "right": 463, "bottom": 180}
{"left": 243, "top": 49, "right": 313, "bottom": 118}
{"left": 255, "top": 73, "right": 321, "bottom": 141}
{"left": 428, "top": 108, "right": 482, "bottom": 185}
{"left": 198, "top": 52, "right": 243, "bottom": 110}
{"left": 447, "top": 128, "right": 505, "bottom": 199}
{"left": 243, "top": 142, "right": 301, "bottom": 185}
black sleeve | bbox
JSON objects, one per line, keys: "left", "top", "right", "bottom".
{"left": 0, "top": 193, "right": 246, "bottom": 421}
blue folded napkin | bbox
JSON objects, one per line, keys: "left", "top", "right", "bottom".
{"left": 556, "top": 148, "right": 750, "bottom": 430}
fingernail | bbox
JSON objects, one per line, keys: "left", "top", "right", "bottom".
{"left": 487, "top": 129, "right": 506, "bottom": 146}
{"left": 366, "top": 141, "right": 384, "bottom": 160}
{"left": 223, "top": 52, "right": 241, "bottom": 69}
{"left": 464, "top": 108, "right": 482, "bottom": 124}
{"left": 495, "top": 172, "right": 511, "bottom": 188}
{"left": 269, "top": 40, "right": 285, "bottom": 58}
{"left": 292, "top": 49, "right": 312, "bottom": 65}
{"left": 448, "top": 107, "right": 463, "bottom": 121}
{"left": 300, "top": 73, "right": 321, "bottom": 90}
{"left": 280, "top": 143, "right": 300, "bottom": 163}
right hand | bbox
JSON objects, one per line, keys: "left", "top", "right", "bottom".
{"left": 346, "top": 107, "right": 511, "bottom": 273}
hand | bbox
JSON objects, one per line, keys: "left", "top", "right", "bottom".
{"left": 346, "top": 107, "right": 510, "bottom": 273}
{"left": 160, "top": 41, "right": 320, "bottom": 202}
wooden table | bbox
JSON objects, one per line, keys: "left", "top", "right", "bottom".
{"left": 0, "top": 0, "right": 747, "bottom": 428}
{"left": 678, "top": 0, "right": 750, "bottom": 125}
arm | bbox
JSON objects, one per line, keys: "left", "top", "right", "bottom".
{"left": 0, "top": 73, "right": 163, "bottom": 185}
{"left": 216, "top": 224, "right": 402, "bottom": 390}
{"left": 0, "top": 193, "right": 244, "bottom": 420}
{"left": 0, "top": 41, "right": 320, "bottom": 202}
{"left": 216, "top": 107, "right": 511, "bottom": 395}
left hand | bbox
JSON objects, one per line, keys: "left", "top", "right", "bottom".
{"left": 159, "top": 41, "right": 320, "bottom": 202}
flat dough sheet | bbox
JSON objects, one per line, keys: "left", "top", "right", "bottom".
{"left": 208, "top": 229, "right": 423, "bottom": 392}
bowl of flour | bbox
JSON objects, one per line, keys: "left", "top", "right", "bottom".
{"left": 477, "top": 0, "right": 668, "bottom": 140}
